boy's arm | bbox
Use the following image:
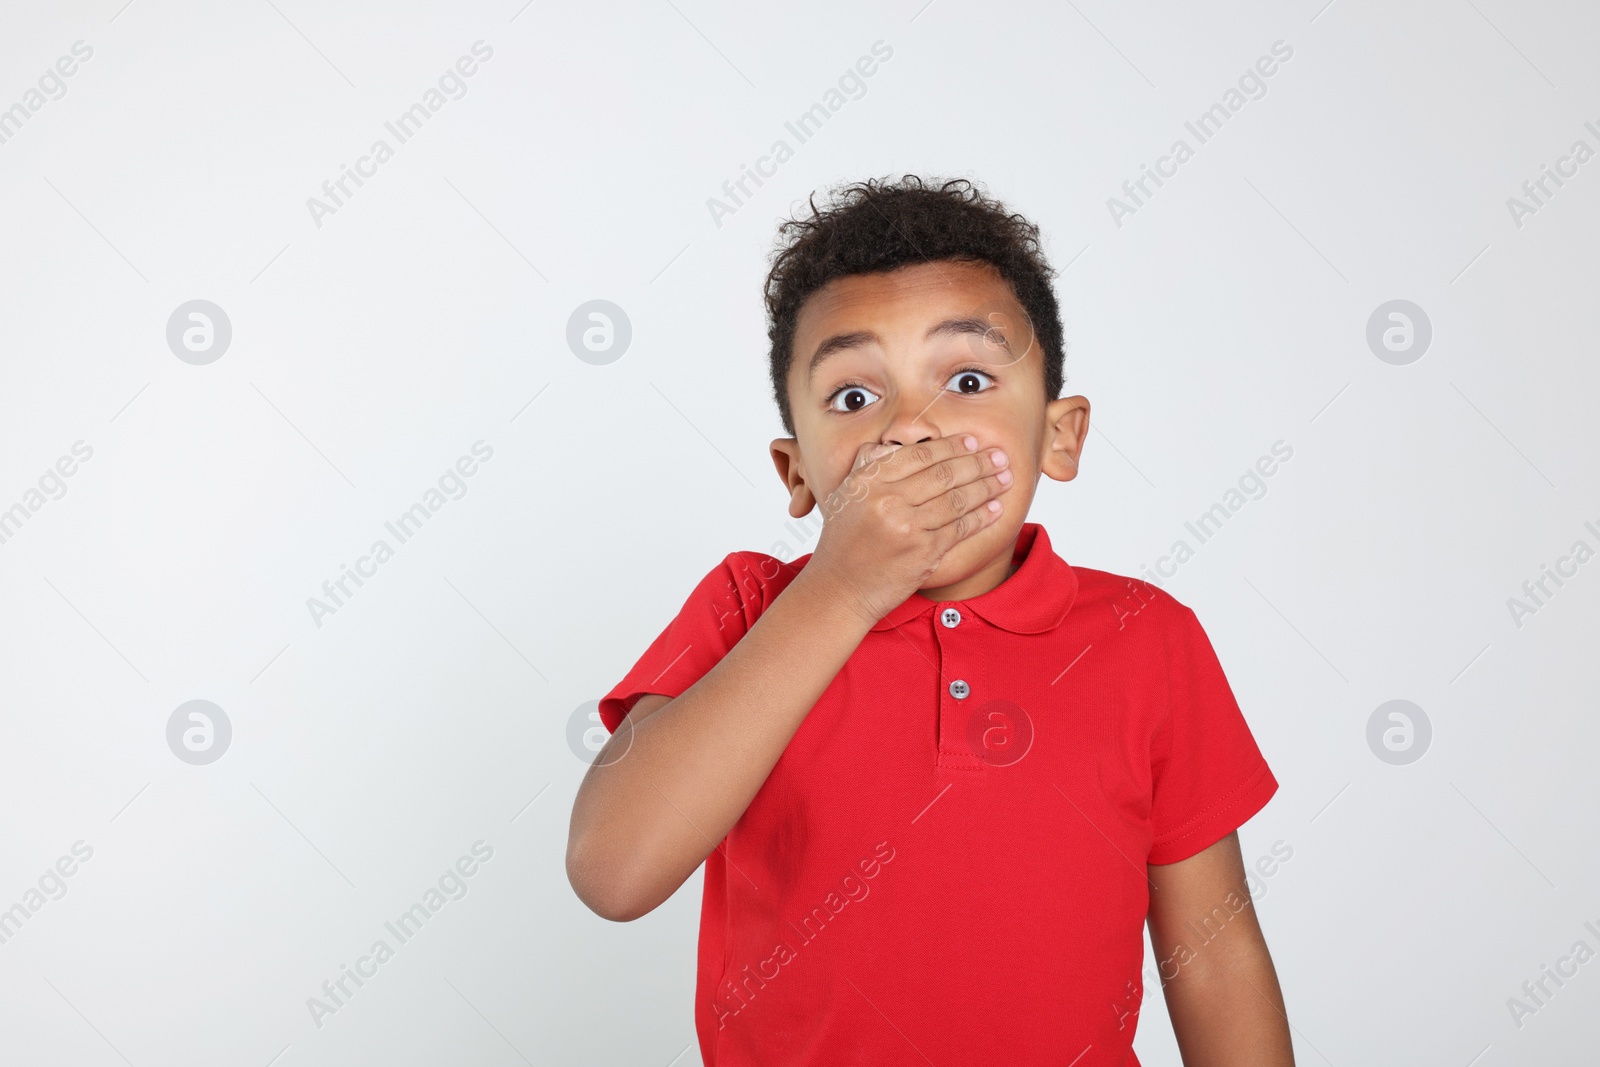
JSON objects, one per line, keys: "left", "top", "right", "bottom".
{"left": 566, "top": 569, "right": 875, "bottom": 922}
{"left": 1146, "top": 831, "right": 1295, "bottom": 1066}
{"left": 567, "top": 433, "right": 1012, "bottom": 922}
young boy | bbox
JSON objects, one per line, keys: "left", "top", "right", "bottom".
{"left": 568, "top": 176, "right": 1293, "bottom": 1066}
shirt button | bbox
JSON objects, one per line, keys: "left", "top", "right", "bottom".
{"left": 940, "top": 607, "right": 962, "bottom": 628}
{"left": 949, "top": 679, "right": 970, "bottom": 699}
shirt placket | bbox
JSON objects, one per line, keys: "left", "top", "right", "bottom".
{"left": 933, "top": 603, "right": 984, "bottom": 770}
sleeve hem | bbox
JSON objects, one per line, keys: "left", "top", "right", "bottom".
{"left": 1147, "top": 760, "right": 1278, "bottom": 866}
{"left": 598, "top": 685, "right": 685, "bottom": 734}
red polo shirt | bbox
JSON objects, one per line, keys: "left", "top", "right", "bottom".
{"left": 598, "top": 521, "right": 1277, "bottom": 1066}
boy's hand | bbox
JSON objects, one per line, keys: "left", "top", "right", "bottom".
{"left": 803, "top": 434, "right": 1013, "bottom": 627}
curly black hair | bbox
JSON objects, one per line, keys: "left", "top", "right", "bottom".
{"left": 763, "top": 174, "right": 1066, "bottom": 438}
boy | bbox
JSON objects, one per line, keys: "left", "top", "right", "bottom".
{"left": 568, "top": 175, "right": 1293, "bottom": 1066}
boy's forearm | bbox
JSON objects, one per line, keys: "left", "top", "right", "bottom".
{"left": 568, "top": 570, "right": 876, "bottom": 921}
{"left": 1163, "top": 943, "right": 1295, "bottom": 1067}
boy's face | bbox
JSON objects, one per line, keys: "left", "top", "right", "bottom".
{"left": 770, "top": 259, "right": 1089, "bottom": 592}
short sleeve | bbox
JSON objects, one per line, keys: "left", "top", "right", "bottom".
{"left": 1147, "top": 604, "right": 1279, "bottom": 865}
{"left": 596, "top": 552, "right": 769, "bottom": 733}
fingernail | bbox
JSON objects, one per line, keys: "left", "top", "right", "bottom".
{"left": 963, "top": 435, "right": 978, "bottom": 451}
{"left": 998, "top": 469, "right": 1013, "bottom": 485}
{"left": 992, "top": 450, "right": 1008, "bottom": 467}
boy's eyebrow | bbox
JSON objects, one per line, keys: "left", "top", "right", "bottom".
{"left": 807, "top": 316, "right": 1006, "bottom": 383}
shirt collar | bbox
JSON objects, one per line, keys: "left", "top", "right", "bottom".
{"left": 862, "top": 521, "right": 1079, "bottom": 634}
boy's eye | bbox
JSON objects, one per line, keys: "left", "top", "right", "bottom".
{"left": 832, "top": 385, "right": 883, "bottom": 415}
{"left": 946, "top": 367, "right": 996, "bottom": 395}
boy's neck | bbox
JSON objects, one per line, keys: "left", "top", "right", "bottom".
{"left": 913, "top": 532, "right": 1022, "bottom": 604}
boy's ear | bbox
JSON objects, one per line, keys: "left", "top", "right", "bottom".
{"left": 1041, "top": 395, "right": 1090, "bottom": 483}
{"left": 769, "top": 437, "right": 818, "bottom": 518}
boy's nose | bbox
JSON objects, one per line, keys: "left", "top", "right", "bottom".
{"left": 881, "top": 399, "right": 942, "bottom": 447}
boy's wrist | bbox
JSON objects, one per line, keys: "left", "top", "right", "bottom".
{"left": 787, "top": 567, "right": 885, "bottom": 634}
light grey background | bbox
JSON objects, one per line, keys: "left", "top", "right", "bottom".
{"left": 1, "top": 0, "right": 1596, "bottom": 1064}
